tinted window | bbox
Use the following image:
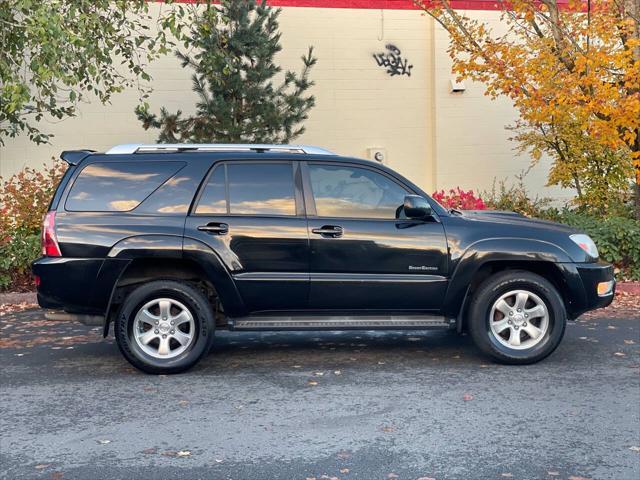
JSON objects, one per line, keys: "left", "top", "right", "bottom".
{"left": 196, "top": 163, "right": 295, "bottom": 216}
{"left": 195, "top": 165, "right": 227, "bottom": 214}
{"left": 66, "top": 162, "right": 183, "bottom": 212}
{"left": 309, "top": 164, "right": 408, "bottom": 219}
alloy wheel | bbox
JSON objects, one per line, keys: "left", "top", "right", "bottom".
{"left": 133, "top": 298, "right": 196, "bottom": 359}
{"left": 489, "top": 289, "right": 549, "bottom": 350}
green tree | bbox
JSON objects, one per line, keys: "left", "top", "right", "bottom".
{"left": 136, "top": 0, "right": 317, "bottom": 144}
{"left": 0, "top": 0, "right": 186, "bottom": 145}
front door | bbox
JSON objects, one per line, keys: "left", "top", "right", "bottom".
{"left": 185, "top": 160, "right": 309, "bottom": 313}
{"left": 303, "top": 162, "right": 448, "bottom": 312}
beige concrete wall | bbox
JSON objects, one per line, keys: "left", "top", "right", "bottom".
{"left": 0, "top": 5, "right": 571, "bottom": 201}
{"left": 0, "top": 6, "right": 436, "bottom": 192}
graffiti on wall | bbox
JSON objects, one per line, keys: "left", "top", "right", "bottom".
{"left": 372, "top": 44, "right": 413, "bottom": 77}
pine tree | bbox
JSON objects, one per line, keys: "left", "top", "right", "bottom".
{"left": 136, "top": 0, "right": 316, "bottom": 144}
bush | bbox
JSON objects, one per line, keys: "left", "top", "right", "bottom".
{"left": 0, "top": 160, "right": 66, "bottom": 291}
{"left": 0, "top": 233, "right": 40, "bottom": 290}
{"left": 481, "top": 171, "right": 553, "bottom": 218}
{"left": 432, "top": 187, "right": 486, "bottom": 210}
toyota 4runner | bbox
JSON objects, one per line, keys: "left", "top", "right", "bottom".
{"left": 33, "top": 144, "right": 615, "bottom": 373}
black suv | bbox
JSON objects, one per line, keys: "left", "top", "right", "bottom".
{"left": 33, "top": 144, "right": 615, "bottom": 373}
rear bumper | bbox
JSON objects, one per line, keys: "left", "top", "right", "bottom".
{"left": 32, "top": 256, "right": 129, "bottom": 315}
{"left": 563, "top": 261, "right": 615, "bottom": 319}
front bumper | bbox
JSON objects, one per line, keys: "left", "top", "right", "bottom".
{"left": 565, "top": 261, "right": 615, "bottom": 319}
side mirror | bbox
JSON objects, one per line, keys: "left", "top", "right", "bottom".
{"left": 403, "top": 195, "right": 433, "bottom": 219}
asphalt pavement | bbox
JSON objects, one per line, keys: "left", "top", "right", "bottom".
{"left": 1, "top": 309, "right": 639, "bottom": 480}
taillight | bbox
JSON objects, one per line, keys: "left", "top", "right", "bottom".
{"left": 42, "top": 211, "right": 62, "bottom": 257}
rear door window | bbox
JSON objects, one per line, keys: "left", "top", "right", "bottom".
{"left": 196, "top": 162, "right": 296, "bottom": 216}
{"left": 65, "top": 162, "right": 183, "bottom": 212}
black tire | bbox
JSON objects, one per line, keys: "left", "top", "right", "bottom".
{"left": 467, "top": 270, "right": 566, "bottom": 365}
{"left": 115, "top": 280, "right": 215, "bottom": 374}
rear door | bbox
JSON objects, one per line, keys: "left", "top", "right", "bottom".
{"left": 185, "top": 160, "right": 309, "bottom": 313}
{"left": 303, "top": 161, "right": 448, "bottom": 312}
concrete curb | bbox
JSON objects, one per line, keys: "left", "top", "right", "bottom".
{"left": 617, "top": 282, "right": 640, "bottom": 295}
{"left": 0, "top": 292, "right": 37, "bottom": 305}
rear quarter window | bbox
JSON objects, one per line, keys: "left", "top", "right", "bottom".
{"left": 65, "top": 161, "right": 184, "bottom": 212}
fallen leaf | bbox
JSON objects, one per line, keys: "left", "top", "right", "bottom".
{"left": 308, "top": 380, "right": 318, "bottom": 386}
{"left": 387, "top": 474, "right": 399, "bottom": 479}
{"left": 624, "top": 340, "right": 635, "bottom": 345}
{"left": 178, "top": 400, "right": 189, "bottom": 406}
{"left": 176, "top": 450, "right": 191, "bottom": 457}
{"left": 614, "top": 352, "right": 626, "bottom": 357}
{"left": 340, "top": 468, "right": 350, "bottom": 473}
{"left": 629, "top": 446, "right": 640, "bottom": 452}
{"left": 97, "top": 439, "right": 111, "bottom": 445}
{"left": 334, "top": 370, "right": 342, "bottom": 375}
{"left": 51, "top": 473, "right": 64, "bottom": 480}
{"left": 501, "top": 474, "right": 513, "bottom": 478}
{"left": 607, "top": 325, "right": 618, "bottom": 329}
{"left": 214, "top": 458, "right": 223, "bottom": 463}
{"left": 463, "top": 393, "right": 474, "bottom": 401}
{"left": 35, "top": 464, "right": 50, "bottom": 470}
{"left": 293, "top": 365, "right": 301, "bottom": 368}
{"left": 381, "top": 425, "right": 395, "bottom": 433}
{"left": 314, "top": 372, "right": 324, "bottom": 376}
{"left": 378, "top": 361, "right": 386, "bottom": 365}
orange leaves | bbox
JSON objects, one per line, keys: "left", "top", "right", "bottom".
{"left": 0, "top": 159, "right": 66, "bottom": 235}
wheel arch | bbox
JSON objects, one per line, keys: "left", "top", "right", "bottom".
{"left": 102, "top": 237, "right": 246, "bottom": 337}
{"left": 445, "top": 239, "right": 584, "bottom": 331}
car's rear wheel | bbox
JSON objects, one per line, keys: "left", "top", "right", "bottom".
{"left": 115, "top": 280, "right": 215, "bottom": 374}
{"left": 468, "top": 270, "right": 566, "bottom": 364}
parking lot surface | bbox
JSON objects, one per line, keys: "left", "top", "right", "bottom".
{"left": 1, "top": 309, "right": 639, "bottom": 480}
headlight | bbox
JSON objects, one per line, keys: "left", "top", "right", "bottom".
{"left": 570, "top": 234, "right": 599, "bottom": 259}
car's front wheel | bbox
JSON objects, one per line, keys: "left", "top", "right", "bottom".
{"left": 115, "top": 280, "right": 215, "bottom": 374}
{"left": 468, "top": 270, "right": 566, "bottom": 364}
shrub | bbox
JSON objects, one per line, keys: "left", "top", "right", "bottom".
{"left": 0, "top": 160, "right": 66, "bottom": 234}
{"left": 481, "top": 171, "right": 553, "bottom": 218}
{"left": 0, "top": 233, "right": 40, "bottom": 291}
{"left": 0, "top": 160, "right": 66, "bottom": 291}
{"left": 432, "top": 187, "right": 486, "bottom": 210}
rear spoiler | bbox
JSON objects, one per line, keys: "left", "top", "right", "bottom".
{"left": 60, "top": 150, "right": 95, "bottom": 166}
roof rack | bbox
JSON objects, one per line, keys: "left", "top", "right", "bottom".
{"left": 105, "top": 144, "right": 335, "bottom": 156}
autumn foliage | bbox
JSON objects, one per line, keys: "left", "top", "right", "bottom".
{"left": 416, "top": 0, "right": 640, "bottom": 216}
{"left": 0, "top": 160, "right": 66, "bottom": 290}
{"left": 432, "top": 187, "right": 486, "bottom": 210}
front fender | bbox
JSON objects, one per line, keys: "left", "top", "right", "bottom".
{"left": 443, "top": 238, "right": 573, "bottom": 318}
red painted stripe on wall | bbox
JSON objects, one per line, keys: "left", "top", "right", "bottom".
{"left": 169, "top": 0, "right": 570, "bottom": 11}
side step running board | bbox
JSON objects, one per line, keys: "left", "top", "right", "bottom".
{"left": 229, "top": 315, "right": 454, "bottom": 331}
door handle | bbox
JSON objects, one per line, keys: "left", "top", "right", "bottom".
{"left": 198, "top": 223, "right": 229, "bottom": 235}
{"left": 312, "top": 225, "right": 343, "bottom": 238}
